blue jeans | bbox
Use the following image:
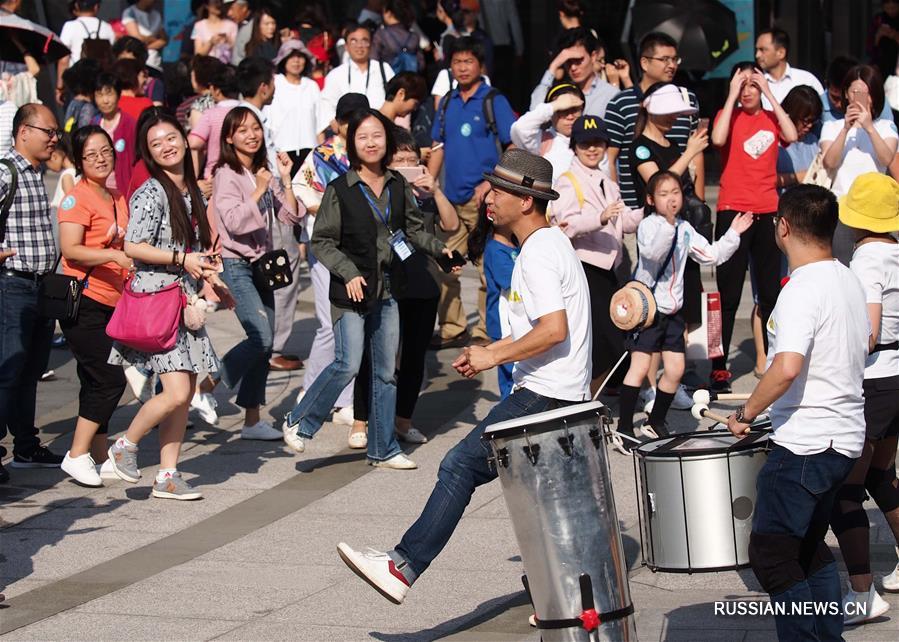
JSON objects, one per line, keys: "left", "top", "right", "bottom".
{"left": 287, "top": 297, "right": 400, "bottom": 462}
{"left": 390, "top": 388, "right": 571, "bottom": 582}
{"left": 219, "top": 258, "right": 275, "bottom": 409}
{"left": 750, "top": 444, "right": 855, "bottom": 641}
{"left": 0, "top": 274, "right": 54, "bottom": 457}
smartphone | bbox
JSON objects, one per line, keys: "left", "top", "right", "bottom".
{"left": 698, "top": 117, "right": 710, "bottom": 133}
{"left": 435, "top": 250, "right": 466, "bottom": 273}
{"left": 395, "top": 165, "right": 426, "bottom": 183}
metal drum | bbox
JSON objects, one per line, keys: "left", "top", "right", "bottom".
{"left": 634, "top": 424, "right": 771, "bottom": 573}
{"left": 483, "top": 401, "right": 636, "bottom": 642}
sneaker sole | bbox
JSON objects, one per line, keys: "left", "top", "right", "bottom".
{"left": 61, "top": 464, "right": 103, "bottom": 487}
{"left": 151, "top": 488, "right": 203, "bottom": 501}
{"left": 336, "top": 544, "right": 404, "bottom": 605}
{"left": 107, "top": 447, "right": 140, "bottom": 483}
{"left": 369, "top": 461, "right": 417, "bottom": 470}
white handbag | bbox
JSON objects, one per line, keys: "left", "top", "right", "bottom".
{"left": 885, "top": 75, "right": 899, "bottom": 112}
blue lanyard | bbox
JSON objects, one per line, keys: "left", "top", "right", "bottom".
{"left": 358, "top": 184, "right": 392, "bottom": 231}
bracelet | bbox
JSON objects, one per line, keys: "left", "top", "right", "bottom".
{"left": 180, "top": 252, "right": 187, "bottom": 269}
{"left": 172, "top": 249, "right": 178, "bottom": 265}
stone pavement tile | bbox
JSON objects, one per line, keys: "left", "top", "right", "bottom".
{"left": 0, "top": 487, "right": 112, "bottom": 527}
{"left": 0, "top": 612, "right": 240, "bottom": 641}
{"left": 0, "top": 578, "right": 48, "bottom": 600}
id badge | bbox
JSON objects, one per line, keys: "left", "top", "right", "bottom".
{"left": 390, "top": 229, "right": 414, "bottom": 262}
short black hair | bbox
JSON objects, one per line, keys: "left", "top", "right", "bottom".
{"left": 826, "top": 56, "right": 857, "bottom": 89}
{"left": 385, "top": 72, "right": 427, "bottom": 102}
{"left": 730, "top": 60, "right": 762, "bottom": 78}
{"left": 62, "top": 59, "right": 101, "bottom": 96}
{"left": 112, "top": 35, "right": 148, "bottom": 65}
{"left": 113, "top": 58, "right": 145, "bottom": 91}
{"left": 778, "top": 184, "right": 838, "bottom": 246}
{"left": 758, "top": 28, "right": 790, "bottom": 56}
{"left": 345, "top": 109, "right": 397, "bottom": 171}
{"left": 556, "top": 0, "right": 586, "bottom": 19}
{"left": 237, "top": 56, "right": 275, "bottom": 99}
{"left": 383, "top": 0, "right": 415, "bottom": 28}
{"left": 94, "top": 72, "right": 121, "bottom": 95}
{"left": 639, "top": 32, "right": 678, "bottom": 58}
{"left": 556, "top": 26, "right": 601, "bottom": 54}
{"left": 191, "top": 55, "right": 225, "bottom": 90}
{"left": 781, "top": 85, "right": 823, "bottom": 126}
{"left": 343, "top": 21, "right": 372, "bottom": 39}
{"left": 393, "top": 127, "right": 418, "bottom": 154}
{"left": 12, "top": 104, "right": 43, "bottom": 140}
{"left": 449, "top": 36, "right": 485, "bottom": 65}
{"left": 71, "top": 124, "right": 115, "bottom": 176}
{"left": 210, "top": 64, "right": 239, "bottom": 99}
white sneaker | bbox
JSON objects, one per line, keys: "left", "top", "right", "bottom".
{"left": 370, "top": 453, "right": 417, "bottom": 470}
{"left": 282, "top": 421, "right": 306, "bottom": 453}
{"left": 336, "top": 542, "right": 410, "bottom": 604}
{"left": 332, "top": 406, "right": 354, "bottom": 426}
{"left": 396, "top": 427, "right": 428, "bottom": 444}
{"left": 843, "top": 584, "right": 890, "bottom": 625}
{"left": 190, "top": 392, "right": 218, "bottom": 425}
{"left": 241, "top": 420, "right": 282, "bottom": 441}
{"left": 640, "top": 387, "right": 656, "bottom": 414}
{"left": 671, "top": 384, "right": 693, "bottom": 410}
{"left": 61, "top": 451, "right": 102, "bottom": 487}
{"left": 124, "top": 366, "right": 153, "bottom": 403}
{"left": 98, "top": 458, "right": 117, "bottom": 480}
{"left": 882, "top": 551, "right": 899, "bottom": 592}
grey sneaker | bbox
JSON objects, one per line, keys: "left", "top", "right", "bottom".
{"left": 151, "top": 472, "right": 203, "bottom": 501}
{"left": 107, "top": 442, "right": 140, "bottom": 483}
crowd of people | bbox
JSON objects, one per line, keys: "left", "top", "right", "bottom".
{"left": 1, "top": 0, "right": 899, "bottom": 637}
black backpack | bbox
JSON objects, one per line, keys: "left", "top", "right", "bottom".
{"left": 436, "top": 79, "right": 503, "bottom": 157}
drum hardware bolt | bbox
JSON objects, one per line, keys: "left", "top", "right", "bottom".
{"left": 557, "top": 435, "right": 574, "bottom": 456}
{"left": 522, "top": 443, "right": 540, "bottom": 465}
{"left": 648, "top": 492, "right": 656, "bottom": 514}
{"left": 588, "top": 427, "right": 601, "bottom": 449}
{"left": 488, "top": 447, "right": 509, "bottom": 469}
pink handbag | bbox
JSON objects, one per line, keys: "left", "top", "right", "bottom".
{"left": 106, "top": 278, "right": 186, "bottom": 353}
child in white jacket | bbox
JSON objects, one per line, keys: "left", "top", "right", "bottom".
{"left": 617, "top": 170, "right": 753, "bottom": 446}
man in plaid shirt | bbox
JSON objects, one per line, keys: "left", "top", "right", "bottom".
{"left": 0, "top": 104, "right": 65, "bottom": 483}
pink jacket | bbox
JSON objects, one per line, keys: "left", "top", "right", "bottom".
{"left": 551, "top": 157, "right": 643, "bottom": 270}
{"left": 211, "top": 164, "right": 305, "bottom": 260}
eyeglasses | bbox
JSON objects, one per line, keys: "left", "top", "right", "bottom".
{"left": 25, "top": 124, "right": 63, "bottom": 140}
{"left": 644, "top": 55, "right": 682, "bottom": 66}
{"left": 82, "top": 148, "right": 115, "bottom": 163}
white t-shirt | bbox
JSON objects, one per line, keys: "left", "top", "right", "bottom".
{"left": 121, "top": 7, "right": 164, "bottom": 69}
{"left": 508, "top": 226, "right": 591, "bottom": 401}
{"left": 265, "top": 75, "right": 321, "bottom": 153}
{"left": 766, "top": 260, "right": 869, "bottom": 458}
{"left": 318, "top": 60, "right": 395, "bottom": 133}
{"left": 430, "top": 69, "right": 492, "bottom": 97}
{"left": 820, "top": 118, "right": 899, "bottom": 196}
{"left": 59, "top": 17, "right": 115, "bottom": 66}
{"left": 851, "top": 241, "right": 899, "bottom": 380}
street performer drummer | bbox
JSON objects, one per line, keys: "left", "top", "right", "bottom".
{"left": 336, "top": 149, "right": 592, "bottom": 604}
{"left": 727, "top": 185, "right": 868, "bottom": 641}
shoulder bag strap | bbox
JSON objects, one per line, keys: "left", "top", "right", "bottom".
{"left": 648, "top": 223, "right": 678, "bottom": 294}
{"left": 561, "top": 171, "right": 584, "bottom": 208}
{"left": 0, "top": 158, "right": 19, "bottom": 244}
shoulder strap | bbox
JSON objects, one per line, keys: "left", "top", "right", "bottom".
{"left": 649, "top": 224, "right": 678, "bottom": 294}
{"left": 437, "top": 91, "right": 451, "bottom": 141}
{"left": 0, "top": 158, "right": 19, "bottom": 244}
{"left": 482, "top": 87, "right": 502, "bottom": 157}
{"left": 561, "top": 171, "right": 584, "bottom": 208}
{"left": 379, "top": 61, "right": 387, "bottom": 91}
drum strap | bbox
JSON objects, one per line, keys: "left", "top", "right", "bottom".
{"left": 534, "top": 604, "right": 635, "bottom": 631}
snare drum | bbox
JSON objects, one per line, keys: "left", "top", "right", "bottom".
{"left": 634, "top": 424, "right": 771, "bottom": 573}
{"left": 484, "top": 402, "right": 636, "bottom": 642}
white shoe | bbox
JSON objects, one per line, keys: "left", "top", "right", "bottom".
{"left": 98, "top": 458, "right": 117, "bottom": 480}
{"left": 282, "top": 421, "right": 306, "bottom": 453}
{"left": 336, "top": 542, "right": 410, "bottom": 604}
{"left": 241, "top": 420, "right": 283, "bottom": 441}
{"left": 190, "top": 392, "right": 218, "bottom": 425}
{"left": 396, "top": 427, "right": 428, "bottom": 444}
{"left": 61, "top": 451, "right": 102, "bottom": 487}
{"left": 348, "top": 429, "right": 368, "bottom": 449}
{"left": 637, "top": 423, "right": 659, "bottom": 440}
{"left": 332, "top": 406, "right": 354, "bottom": 426}
{"left": 370, "top": 453, "right": 417, "bottom": 470}
{"left": 882, "top": 552, "right": 899, "bottom": 592}
{"left": 124, "top": 366, "right": 153, "bottom": 403}
{"left": 843, "top": 584, "right": 890, "bottom": 624}
{"left": 671, "top": 384, "right": 693, "bottom": 410}
{"left": 640, "top": 387, "right": 656, "bottom": 414}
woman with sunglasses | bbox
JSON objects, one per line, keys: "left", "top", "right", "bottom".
{"left": 58, "top": 125, "right": 132, "bottom": 487}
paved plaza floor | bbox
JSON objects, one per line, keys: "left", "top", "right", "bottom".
{"left": 1, "top": 264, "right": 897, "bottom": 641}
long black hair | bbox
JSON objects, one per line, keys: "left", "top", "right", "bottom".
{"left": 136, "top": 112, "right": 212, "bottom": 249}
{"left": 214, "top": 107, "right": 268, "bottom": 175}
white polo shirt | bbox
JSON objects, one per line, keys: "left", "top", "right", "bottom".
{"left": 317, "top": 60, "right": 395, "bottom": 133}
{"left": 766, "top": 259, "right": 868, "bottom": 458}
{"left": 851, "top": 241, "right": 899, "bottom": 380}
{"left": 762, "top": 64, "right": 824, "bottom": 109}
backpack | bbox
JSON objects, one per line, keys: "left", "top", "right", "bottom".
{"left": 385, "top": 29, "right": 420, "bottom": 73}
{"left": 78, "top": 18, "right": 113, "bottom": 65}
{"left": 0, "top": 158, "right": 19, "bottom": 244}
{"left": 437, "top": 82, "right": 503, "bottom": 157}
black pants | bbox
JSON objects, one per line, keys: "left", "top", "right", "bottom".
{"left": 355, "top": 297, "right": 440, "bottom": 422}
{"left": 60, "top": 296, "right": 127, "bottom": 434}
{"left": 582, "top": 263, "right": 626, "bottom": 382}
{"left": 712, "top": 211, "right": 782, "bottom": 371}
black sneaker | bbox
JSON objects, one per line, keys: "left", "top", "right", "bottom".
{"left": 0, "top": 461, "right": 9, "bottom": 483}
{"left": 709, "top": 369, "right": 733, "bottom": 394}
{"left": 11, "top": 445, "right": 63, "bottom": 468}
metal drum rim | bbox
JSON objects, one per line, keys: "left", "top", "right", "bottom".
{"left": 633, "top": 426, "right": 772, "bottom": 459}
{"left": 481, "top": 400, "right": 606, "bottom": 441}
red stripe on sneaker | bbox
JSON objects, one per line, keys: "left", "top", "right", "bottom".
{"left": 388, "top": 560, "right": 411, "bottom": 587}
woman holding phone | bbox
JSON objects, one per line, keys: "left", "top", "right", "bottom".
{"left": 283, "top": 109, "right": 454, "bottom": 469}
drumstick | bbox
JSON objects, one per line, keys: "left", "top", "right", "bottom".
{"left": 692, "top": 389, "right": 752, "bottom": 406}
{"left": 690, "top": 403, "right": 731, "bottom": 424}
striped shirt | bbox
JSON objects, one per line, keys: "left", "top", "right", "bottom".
{"left": 0, "top": 149, "right": 56, "bottom": 273}
{"left": 605, "top": 86, "right": 699, "bottom": 208}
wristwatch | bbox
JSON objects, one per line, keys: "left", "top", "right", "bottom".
{"left": 735, "top": 405, "right": 755, "bottom": 424}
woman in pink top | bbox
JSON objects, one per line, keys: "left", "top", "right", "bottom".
{"left": 192, "top": 0, "right": 238, "bottom": 64}
{"left": 208, "top": 107, "right": 305, "bottom": 439}
{"left": 551, "top": 115, "right": 642, "bottom": 394}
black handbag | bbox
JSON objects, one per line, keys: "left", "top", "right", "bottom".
{"left": 682, "top": 193, "right": 713, "bottom": 242}
{"left": 249, "top": 193, "right": 293, "bottom": 291}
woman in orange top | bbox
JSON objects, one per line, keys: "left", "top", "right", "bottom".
{"left": 58, "top": 125, "right": 133, "bottom": 488}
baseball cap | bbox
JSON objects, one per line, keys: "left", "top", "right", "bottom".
{"left": 570, "top": 115, "right": 610, "bottom": 145}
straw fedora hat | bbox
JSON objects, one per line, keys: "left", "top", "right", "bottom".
{"left": 483, "top": 149, "right": 560, "bottom": 201}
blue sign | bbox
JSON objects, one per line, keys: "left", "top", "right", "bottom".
{"left": 162, "top": 0, "right": 195, "bottom": 63}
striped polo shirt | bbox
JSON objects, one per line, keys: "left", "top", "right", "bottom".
{"left": 605, "top": 85, "right": 699, "bottom": 208}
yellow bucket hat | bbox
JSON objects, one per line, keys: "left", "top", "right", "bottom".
{"left": 838, "top": 173, "right": 899, "bottom": 233}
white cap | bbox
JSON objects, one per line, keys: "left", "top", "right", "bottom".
{"left": 642, "top": 84, "right": 698, "bottom": 116}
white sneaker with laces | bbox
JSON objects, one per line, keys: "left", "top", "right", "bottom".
{"left": 332, "top": 406, "right": 355, "bottom": 426}
{"left": 671, "top": 384, "right": 694, "bottom": 410}
{"left": 241, "top": 420, "right": 283, "bottom": 440}
{"left": 282, "top": 421, "right": 306, "bottom": 453}
{"left": 640, "top": 387, "right": 656, "bottom": 414}
{"left": 190, "top": 392, "right": 218, "bottom": 425}
{"left": 124, "top": 366, "right": 153, "bottom": 403}
{"left": 370, "top": 453, "right": 417, "bottom": 470}
{"left": 98, "top": 458, "right": 117, "bottom": 480}
{"left": 337, "top": 542, "right": 410, "bottom": 604}
{"left": 61, "top": 451, "right": 102, "bottom": 487}
{"left": 842, "top": 584, "right": 890, "bottom": 624}
{"left": 882, "top": 552, "right": 899, "bottom": 592}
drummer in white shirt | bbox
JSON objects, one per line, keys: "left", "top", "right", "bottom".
{"left": 336, "top": 149, "right": 592, "bottom": 605}
{"left": 727, "top": 185, "right": 868, "bottom": 642}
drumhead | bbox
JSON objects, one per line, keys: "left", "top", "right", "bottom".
{"left": 635, "top": 427, "right": 770, "bottom": 458}
{"left": 482, "top": 401, "right": 605, "bottom": 440}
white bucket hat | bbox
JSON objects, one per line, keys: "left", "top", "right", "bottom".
{"left": 643, "top": 84, "right": 698, "bottom": 116}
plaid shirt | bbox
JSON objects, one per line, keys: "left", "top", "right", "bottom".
{"left": 0, "top": 148, "right": 56, "bottom": 273}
